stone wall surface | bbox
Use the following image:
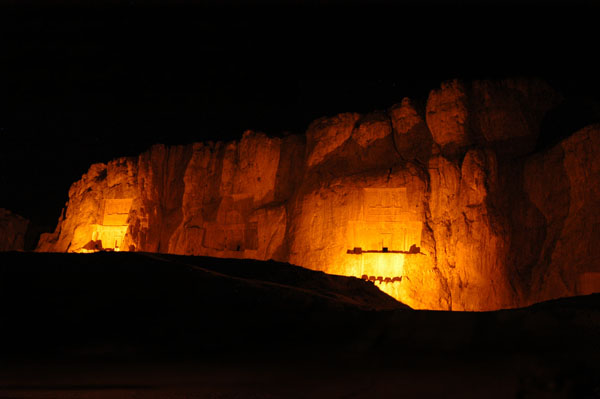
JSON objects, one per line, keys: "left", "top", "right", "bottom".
{"left": 36, "top": 78, "right": 600, "bottom": 310}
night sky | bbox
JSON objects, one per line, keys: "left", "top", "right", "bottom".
{"left": 1, "top": 2, "right": 599, "bottom": 246}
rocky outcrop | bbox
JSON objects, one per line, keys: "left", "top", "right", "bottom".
{"left": 426, "top": 79, "right": 470, "bottom": 151}
{"left": 429, "top": 149, "right": 513, "bottom": 310}
{"left": 426, "top": 78, "right": 562, "bottom": 156}
{"left": 37, "top": 78, "right": 600, "bottom": 310}
{"left": 38, "top": 131, "right": 305, "bottom": 262}
{"left": 37, "top": 158, "right": 139, "bottom": 253}
{"left": 523, "top": 124, "right": 600, "bottom": 302}
{"left": 306, "top": 113, "right": 360, "bottom": 168}
{"left": 167, "top": 131, "right": 305, "bottom": 260}
{"left": 0, "top": 209, "right": 29, "bottom": 251}
{"left": 389, "top": 97, "right": 433, "bottom": 164}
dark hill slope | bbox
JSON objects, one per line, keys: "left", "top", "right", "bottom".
{"left": 0, "top": 251, "right": 405, "bottom": 361}
{"left": 0, "top": 252, "right": 599, "bottom": 398}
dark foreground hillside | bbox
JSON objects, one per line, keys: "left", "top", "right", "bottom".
{"left": 0, "top": 252, "right": 599, "bottom": 398}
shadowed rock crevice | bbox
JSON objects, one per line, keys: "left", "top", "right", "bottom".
{"left": 538, "top": 97, "right": 600, "bottom": 151}
{"left": 495, "top": 157, "right": 547, "bottom": 304}
{"left": 523, "top": 144, "right": 571, "bottom": 303}
{"left": 273, "top": 134, "right": 306, "bottom": 203}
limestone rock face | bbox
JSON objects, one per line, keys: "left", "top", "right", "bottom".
{"left": 425, "top": 78, "right": 562, "bottom": 156}
{"left": 523, "top": 124, "right": 600, "bottom": 303}
{"left": 352, "top": 112, "right": 392, "bottom": 149}
{"left": 426, "top": 79, "right": 470, "bottom": 150}
{"left": 37, "top": 158, "right": 138, "bottom": 253}
{"left": 470, "top": 78, "right": 562, "bottom": 154}
{"left": 38, "top": 131, "right": 304, "bottom": 262}
{"left": 168, "top": 132, "right": 304, "bottom": 261}
{"left": 287, "top": 163, "right": 449, "bottom": 310}
{"left": 36, "top": 78, "right": 600, "bottom": 311}
{"left": 306, "top": 113, "right": 360, "bottom": 167}
{"left": 429, "top": 150, "right": 513, "bottom": 310}
{"left": 389, "top": 97, "right": 433, "bottom": 163}
{"left": 0, "top": 209, "right": 29, "bottom": 251}
{"left": 126, "top": 144, "right": 192, "bottom": 253}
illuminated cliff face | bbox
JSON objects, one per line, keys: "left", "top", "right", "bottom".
{"left": 37, "top": 78, "right": 600, "bottom": 310}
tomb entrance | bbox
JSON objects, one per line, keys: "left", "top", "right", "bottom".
{"left": 348, "top": 188, "right": 422, "bottom": 252}
{"left": 346, "top": 187, "right": 423, "bottom": 283}
{"left": 89, "top": 198, "right": 133, "bottom": 251}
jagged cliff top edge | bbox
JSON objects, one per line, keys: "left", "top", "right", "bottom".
{"left": 83, "top": 77, "right": 569, "bottom": 175}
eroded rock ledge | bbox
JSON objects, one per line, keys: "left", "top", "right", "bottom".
{"left": 37, "top": 78, "right": 600, "bottom": 311}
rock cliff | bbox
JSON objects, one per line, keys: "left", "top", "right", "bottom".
{"left": 37, "top": 78, "right": 600, "bottom": 310}
{"left": 0, "top": 209, "right": 29, "bottom": 251}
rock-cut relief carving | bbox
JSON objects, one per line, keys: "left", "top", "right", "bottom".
{"left": 348, "top": 188, "right": 422, "bottom": 252}
{"left": 83, "top": 198, "right": 133, "bottom": 252}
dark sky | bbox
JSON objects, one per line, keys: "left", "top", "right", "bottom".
{"left": 1, "top": 2, "right": 599, "bottom": 238}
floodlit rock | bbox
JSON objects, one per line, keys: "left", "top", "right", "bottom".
{"left": 0, "top": 209, "right": 29, "bottom": 251}
{"left": 167, "top": 132, "right": 304, "bottom": 260}
{"left": 389, "top": 97, "right": 433, "bottom": 163}
{"left": 428, "top": 150, "right": 514, "bottom": 311}
{"left": 426, "top": 79, "right": 470, "bottom": 150}
{"left": 37, "top": 159, "right": 139, "bottom": 253}
{"left": 36, "top": 78, "right": 600, "bottom": 311}
{"left": 390, "top": 98, "right": 423, "bottom": 137}
{"left": 306, "top": 112, "right": 360, "bottom": 167}
{"left": 352, "top": 111, "right": 392, "bottom": 148}
{"left": 287, "top": 164, "right": 449, "bottom": 310}
{"left": 127, "top": 144, "right": 192, "bottom": 253}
